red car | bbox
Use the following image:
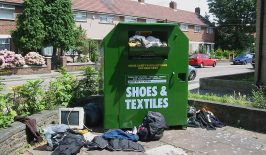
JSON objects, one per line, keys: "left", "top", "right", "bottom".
{"left": 189, "top": 53, "right": 216, "bottom": 68}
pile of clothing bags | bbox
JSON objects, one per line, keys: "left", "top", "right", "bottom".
{"left": 43, "top": 111, "right": 168, "bottom": 155}
{"left": 187, "top": 106, "right": 225, "bottom": 130}
{"left": 128, "top": 35, "right": 167, "bottom": 48}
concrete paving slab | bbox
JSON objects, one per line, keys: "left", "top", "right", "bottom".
{"left": 197, "top": 142, "right": 262, "bottom": 155}
{"left": 23, "top": 126, "right": 266, "bottom": 155}
{"left": 145, "top": 145, "right": 187, "bottom": 155}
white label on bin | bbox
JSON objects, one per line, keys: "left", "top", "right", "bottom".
{"left": 125, "top": 86, "right": 168, "bottom": 110}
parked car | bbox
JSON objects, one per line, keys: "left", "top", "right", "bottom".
{"left": 189, "top": 53, "right": 216, "bottom": 68}
{"left": 188, "top": 65, "right": 197, "bottom": 81}
{"left": 233, "top": 53, "right": 253, "bottom": 65}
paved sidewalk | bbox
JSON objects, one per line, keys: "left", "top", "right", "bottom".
{"left": 0, "top": 71, "right": 84, "bottom": 94}
{"left": 0, "top": 70, "right": 84, "bottom": 82}
{"left": 24, "top": 126, "right": 266, "bottom": 155}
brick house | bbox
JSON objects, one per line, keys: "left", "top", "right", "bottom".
{"left": 0, "top": 0, "right": 215, "bottom": 54}
{"left": 0, "top": 0, "right": 22, "bottom": 51}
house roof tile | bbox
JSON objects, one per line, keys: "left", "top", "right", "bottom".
{"left": 0, "top": 0, "right": 22, "bottom": 4}
{"left": 0, "top": 0, "right": 208, "bottom": 26}
{"left": 72, "top": 0, "right": 207, "bottom": 26}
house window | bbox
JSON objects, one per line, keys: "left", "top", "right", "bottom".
{"left": 124, "top": 16, "right": 137, "bottom": 22}
{"left": 73, "top": 11, "right": 87, "bottom": 22}
{"left": 194, "top": 25, "right": 201, "bottom": 33}
{"left": 41, "top": 46, "right": 53, "bottom": 56}
{"left": 180, "top": 23, "right": 188, "bottom": 31}
{"left": 99, "top": 15, "right": 114, "bottom": 24}
{"left": 146, "top": 19, "right": 156, "bottom": 23}
{"left": 207, "top": 27, "right": 214, "bottom": 34}
{"left": 0, "top": 4, "right": 15, "bottom": 20}
{"left": 191, "top": 43, "right": 199, "bottom": 53}
{"left": 0, "top": 38, "right": 10, "bottom": 51}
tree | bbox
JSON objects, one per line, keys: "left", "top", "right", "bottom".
{"left": 207, "top": 0, "right": 256, "bottom": 51}
{"left": 43, "top": 0, "right": 77, "bottom": 69}
{"left": 71, "top": 26, "right": 98, "bottom": 62}
{"left": 43, "top": 0, "right": 76, "bottom": 51}
{"left": 11, "top": 0, "right": 45, "bottom": 54}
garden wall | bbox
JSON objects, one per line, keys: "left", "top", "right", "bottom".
{"left": 189, "top": 99, "right": 266, "bottom": 133}
{"left": 0, "top": 65, "right": 50, "bottom": 76}
{"left": 65, "top": 62, "right": 95, "bottom": 72}
{"left": 0, "top": 109, "right": 58, "bottom": 155}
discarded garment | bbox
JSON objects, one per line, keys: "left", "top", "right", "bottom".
{"left": 187, "top": 109, "right": 225, "bottom": 130}
{"left": 44, "top": 124, "right": 69, "bottom": 150}
{"left": 102, "top": 129, "right": 139, "bottom": 142}
{"left": 107, "top": 138, "right": 144, "bottom": 152}
{"left": 52, "top": 131, "right": 86, "bottom": 155}
{"left": 14, "top": 115, "right": 42, "bottom": 144}
{"left": 87, "top": 136, "right": 144, "bottom": 152}
{"left": 187, "top": 106, "right": 196, "bottom": 117}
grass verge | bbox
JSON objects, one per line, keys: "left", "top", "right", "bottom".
{"left": 189, "top": 91, "right": 252, "bottom": 107}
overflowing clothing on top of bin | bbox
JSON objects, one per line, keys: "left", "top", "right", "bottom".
{"left": 43, "top": 111, "right": 168, "bottom": 155}
{"left": 187, "top": 106, "right": 225, "bottom": 130}
{"left": 128, "top": 35, "right": 167, "bottom": 48}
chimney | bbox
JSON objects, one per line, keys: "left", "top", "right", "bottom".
{"left": 195, "top": 7, "right": 200, "bottom": 15}
{"left": 169, "top": 1, "right": 177, "bottom": 10}
{"left": 138, "top": 0, "right": 144, "bottom": 3}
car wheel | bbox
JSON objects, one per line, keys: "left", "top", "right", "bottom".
{"left": 199, "top": 63, "right": 204, "bottom": 68}
{"left": 188, "top": 71, "right": 196, "bottom": 81}
{"left": 243, "top": 61, "right": 247, "bottom": 65}
{"left": 212, "top": 62, "right": 216, "bottom": 67}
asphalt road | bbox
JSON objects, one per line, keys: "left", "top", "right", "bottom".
{"left": 0, "top": 62, "right": 254, "bottom": 93}
{"left": 188, "top": 62, "right": 254, "bottom": 90}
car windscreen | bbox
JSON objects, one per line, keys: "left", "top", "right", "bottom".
{"left": 236, "top": 54, "right": 246, "bottom": 58}
{"left": 189, "top": 54, "right": 197, "bottom": 59}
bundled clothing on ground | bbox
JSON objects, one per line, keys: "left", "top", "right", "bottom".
{"left": 138, "top": 111, "right": 168, "bottom": 141}
{"left": 102, "top": 129, "right": 139, "bottom": 142}
{"left": 87, "top": 129, "right": 144, "bottom": 152}
{"left": 52, "top": 130, "right": 87, "bottom": 155}
{"left": 42, "top": 111, "right": 168, "bottom": 153}
{"left": 187, "top": 107, "right": 225, "bottom": 130}
{"left": 87, "top": 135, "right": 144, "bottom": 152}
{"left": 44, "top": 124, "right": 69, "bottom": 150}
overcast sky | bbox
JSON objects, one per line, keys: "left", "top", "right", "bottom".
{"left": 134, "top": 0, "right": 210, "bottom": 17}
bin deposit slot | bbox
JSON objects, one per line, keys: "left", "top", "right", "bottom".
{"left": 128, "top": 31, "right": 169, "bottom": 60}
{"left": 178, "top": 73, "right": 186, "bottom": 82}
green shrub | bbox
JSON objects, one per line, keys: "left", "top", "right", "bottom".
{"left": 77, "top": 54, "right": 90, "bottom": 63}
{"left": 43, "top": 68, "right": 77, "bottom": 107}
{"left": 90, "top": 51, "right": 99, "bottom": 62}
{"left": 252, "top": 87, "right": 266, "bottom": 109}
{"left": 71, "top": 66, "right": 99, "bottom": 102}
{"left": 13, "top": 80, "right": 45, "bottom": 115}
{"left": 0, "top": 93, "right": 16, "bottom": 128}
{"left": 222, "top": 50, "right": 230, "bottom": 58}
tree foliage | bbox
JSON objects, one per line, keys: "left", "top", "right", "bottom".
{"left": 207, "top": 0, "right": 256, "bottom": 51}
{"left": 43, "top": 0, "right": 76, "bottom": 51}
{"left": 11, "top": 0, "right": 45, "bottom": 53}
{"left": 12, "top": 0, "right": 80, "bottom": 54}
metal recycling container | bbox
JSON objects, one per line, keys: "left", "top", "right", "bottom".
{"left": 103, "top": 22, "right": 188, "bottom": 129}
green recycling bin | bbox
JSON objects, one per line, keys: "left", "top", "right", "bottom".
{"left": 103, "top": 22, "right": 188, "bottom": 129}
